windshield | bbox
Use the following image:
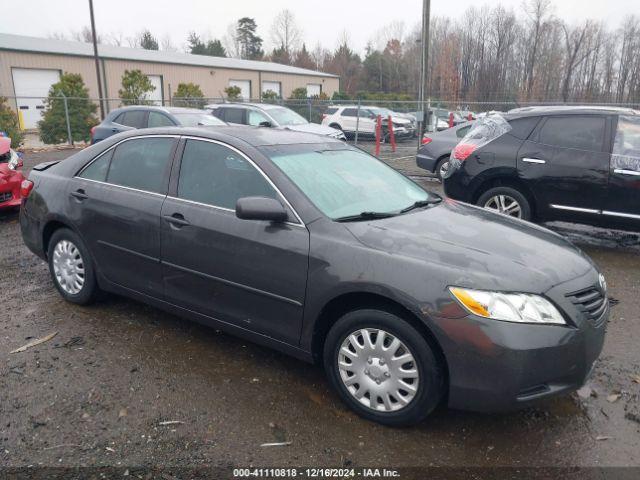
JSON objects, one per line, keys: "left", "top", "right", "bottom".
{"left": 174, "top": 113, "right": 226, "bottom": 127}
{"left": 268, "top": 147, "right": 429, "bottom": 219}
{"left": 267, "top": 107, "right": 308, "bottom": 126}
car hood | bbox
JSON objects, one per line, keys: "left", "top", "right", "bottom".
{"left": 343, "top": 199, "right": 596, "bottom": 294}
{"left": 281, "top": 123, "right": 341, "bottom": 136}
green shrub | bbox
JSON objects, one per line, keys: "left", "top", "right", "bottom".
{"left": 38, "top": 73, "right": 98, "bottom": 144}
{"left": 0, "top": 97, "right": 24, "bottom": 148}
{"left": 119, "top": 70, "right": 156, "bottom": 105}
{"left": 173, "top": 83, "right": 205, "bottom": 108}
{"left": 224, "top": 86, "right": 242, "bottom": 100}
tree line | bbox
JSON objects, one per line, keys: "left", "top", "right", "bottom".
{"left": 49, "top": 1, "right": 640, "bottom": 105}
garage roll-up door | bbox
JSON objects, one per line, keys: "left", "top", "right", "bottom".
{"left": 306, "top": 84, "right": 321, "bottom": 97}
{"left": 12, "top": 68, "right": 61, "bottom": 129}
{"left": 146, "top": 75, "right": 163, "bottom": 105}
{"left": 262, "top": 81, "right": 281, "bottom": 97}
{"left": 229, "top": 80, "right": 251, "bottom": 100}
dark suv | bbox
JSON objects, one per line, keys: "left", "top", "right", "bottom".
{"left": 443, "top": 107, "right": 640, "bottom": 231}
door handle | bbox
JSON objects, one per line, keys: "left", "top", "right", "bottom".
{"left": 70, "top": 189, "right": 88, "bottom": 200}
{"left": 163, "top": 213, "right": 190, "bottom": 227}
{"left": 522, "top": 158, "right": 546, "bottom": 164}
{"left": 614, "top": 168, "right": 640, "bottom": 176}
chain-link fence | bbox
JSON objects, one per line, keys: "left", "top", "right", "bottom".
{"left": 4, "top": 94, "right": 639, "bottom": 150}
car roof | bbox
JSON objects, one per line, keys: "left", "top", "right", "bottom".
{"left": 109, "top": 125, "right": 344, "bottom": 147}
{"left": 110, "top": 105, "right": 210, "bottom": 115}
{"left": 205, "top": 102, "right": 289, "bottom": 110}
{"left": 506, "top": 105, "right": 639, "bottom": 117}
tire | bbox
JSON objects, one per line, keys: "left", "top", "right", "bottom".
{"left": 323, "top": 309, "right": 444, "bottom": 426}
{"left": 434, "top": 156, "right": 450, "bottom": 181}
{"left": 47, "top": 228, "right": 99, "bottom": 305}
{"left": 477, "top": 186, "right": 532, "bottom": 221}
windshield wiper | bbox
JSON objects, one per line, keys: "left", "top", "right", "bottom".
{"left": 334, "top": 211, "right": 398, "bottom": 222}
{"left": 399, "top": 195, "right": 443, "bottom": 213}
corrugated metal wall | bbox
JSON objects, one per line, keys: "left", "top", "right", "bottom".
{"left": 0, "top": 50, "right": 339, "bottom": 113}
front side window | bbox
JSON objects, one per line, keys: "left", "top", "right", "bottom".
{"left": 177, "top": 140, "right": 277, "bottom": 210}
{"left": 267, "top": 147, "right": 428, "bottom": 219}
{"left": 538, "top": 116, "right": 605, "bottom": 151}
{"left": 612, "top": 115, "right": 640, "bottom": 172}
{"left": 456, "top": 125, "right": 471, "bottom": 138}
{"left": 266, "top": 107, "right": 307, "bottom": 126}
{"left": 247, "top": 109, "right": 272, "bottom": 126}
{"left": 106, "top": 137, "right": 174, "bottom": 194}
{"left": 148, "top": 111, "right": 175, "bottom": 127}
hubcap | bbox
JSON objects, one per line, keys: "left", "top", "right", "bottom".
{"left": 338, "top": 328, "right": 419, "bottom": 412}
{"left": 484, "top": 194, "right": 522, "bottom": 218}
{"left": 52, "top": 239, "right": 85, "bottom": 295}
{"left": 439, "top": 160, "right": 450, "bottom": 178}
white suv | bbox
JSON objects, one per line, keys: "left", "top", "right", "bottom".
{"left": 321, "top": 105, "right": 415, "bottom": 139}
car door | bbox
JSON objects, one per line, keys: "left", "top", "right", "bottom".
{"left": 70, "top": 135, "right": 178, "bottom": 297}
{"left": 340, "top": 108, "right": 358, "bottom": 132}
{"left": 160, "top": 137, "right": 309, "bottom": 344}
{"left": 605, "top": 114, "right": 640, "bottom": 222}
{"left": 516, "top": 114, "right": 610, "bottom": 217}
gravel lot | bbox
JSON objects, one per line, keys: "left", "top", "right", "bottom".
{"left": 1, "top": 143, "right": 639, "bottom": 473}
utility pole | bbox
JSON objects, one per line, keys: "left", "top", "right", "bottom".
{"left": 417, "top": 0, "right": 431, "bottom": 148}
{"left": 89, "top": 0, "right": 105, "bottom": 119}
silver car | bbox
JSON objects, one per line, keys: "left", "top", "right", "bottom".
{"left": 416, "top": 122, "right": 473, "bottom": 180}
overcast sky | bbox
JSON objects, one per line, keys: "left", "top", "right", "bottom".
{"left": 3, "top": 0, "right": 638, "bottom": 55}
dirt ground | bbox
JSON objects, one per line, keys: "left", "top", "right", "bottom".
{"left": 1, "top": 143, "right": 639, "bottom": 474}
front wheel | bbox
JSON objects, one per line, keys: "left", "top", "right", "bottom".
{"left": 324, "top": 309, "right": 444, "bottom": 426}
{"left": 477, "top": 186, "right": 532, "bottom": 221}
{"left": 47, "top": 228, "right": 99, "bottom": 305}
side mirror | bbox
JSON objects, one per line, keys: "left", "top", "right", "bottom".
{"left": 259, "top": 121, "right": 272, "bottom": 128}
{"left": 236, "top": 196, "right": 288, "bottom": 223}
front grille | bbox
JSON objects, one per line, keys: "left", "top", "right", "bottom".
{"left": 0, "top": 191, "right": 12, "bottom": 203}
{"left": 566, "top": 286, "right": 608, "bottom": 326}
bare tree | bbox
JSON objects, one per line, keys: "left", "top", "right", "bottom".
{"left": 560, "top": 20, "right": 597, "bottom": 102}
{"left": 270, "top": 9, "right": 302, "bottom": 54}
{"left": 522, "top": 0, "right": 553, "bottom": 99}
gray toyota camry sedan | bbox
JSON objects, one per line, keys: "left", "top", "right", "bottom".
{"left": 20, "top": 126, "right": 608, "bottom": 426}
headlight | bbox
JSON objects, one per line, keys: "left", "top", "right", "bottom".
{"left": 449, "top": 287, "right": 566, "bottom": 325}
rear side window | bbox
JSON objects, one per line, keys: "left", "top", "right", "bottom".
{"left": 115, "top": 110, "right": 147, "bottom": 128}
{"left": 148, "top": 112, "right": 175, "bottom": 127}
{"left": 456, "top": 126, "right": 471, "bottom": 138}
{"left": 222, "top": 108, "right": 245, "bottom": 124}
{"left": 507, "top": 116, "right": 540, "bottom": 140}
{"left": 325, "top": 107, "right": 338, "bottom": 115}
{"left": 79, "top": 150, "right": 113, "bottom": 182}
{"left": 342, "top": 108, "right": 357, "bottom": 117}
{"left": 106, "top": 137, "right": 174, "bottom": 194}
{"left": 612, "top": 115, "right": 640, "bottom": 172}
{"left": 177, "top": 139, "right": 277, "bottom": 210}
{"left": 538, "top": 116, "right": 605, "bottom": 151}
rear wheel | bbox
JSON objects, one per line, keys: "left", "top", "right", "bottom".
{"left": 434, "top": 156, "right": 450, "bottom": 181}
{"left": 477, "top": 186, "right": 531, "bottom": 220}
{"left": 47, "top": 228, "right": 99, "bottom": 305}
{"left": 324, "top": 309, "right": 444, "bottom": 426}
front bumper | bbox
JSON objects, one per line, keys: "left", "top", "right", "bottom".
{"left": 432, "top": 270, "right": 608, "bottom": 412}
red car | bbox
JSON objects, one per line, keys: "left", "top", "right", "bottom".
{"left": 0, "top": 136, "right": 25, "bottom": 210}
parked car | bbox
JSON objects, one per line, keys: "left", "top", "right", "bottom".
{"left": 321, "top": 105, "right": 378, "bottom": 139}
{"left": 417, "top": 122, "right": 474, "bottom": 180}
{"left": 207, "top": 102, "right": 345, "bottom": 140}
{"left": 21, "top": 126, "right": 607, "bottom": 426}
{"left": 0, "top": 136, "right": 25, "bottom": 211}
{"left": 443, "top": 106, "right": 640, "bottom": 231}
{"left": 366, "top": 107, "right": 416, "bottom": 139}
{"left": 91, "top": 106, "right": 226, "bottom": 143}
